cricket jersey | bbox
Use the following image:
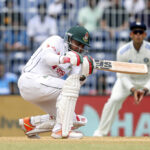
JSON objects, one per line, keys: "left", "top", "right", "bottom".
{"left": 117, "top": 40, "right": 150, "bottom": 90}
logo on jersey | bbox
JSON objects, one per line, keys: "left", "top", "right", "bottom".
{"left": 51, "top": 65, "right": 65, "bottom": 77}
{"left": 144, "top": 58, "right": 149, "bottom": 63}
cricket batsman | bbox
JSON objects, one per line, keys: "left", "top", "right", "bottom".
{"left": 18, "top": 25, "right": 96, "bottom": 139}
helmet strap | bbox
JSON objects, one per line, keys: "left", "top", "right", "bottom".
{"left": 68, "top": 36, "right": 72, "bottom": 51}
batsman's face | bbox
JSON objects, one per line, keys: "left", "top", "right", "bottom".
{"left": 130, "top": 28, "right": 147, "bottom": 44}
{"left": 70, "top": 39, "right": 85, "bottom": 53}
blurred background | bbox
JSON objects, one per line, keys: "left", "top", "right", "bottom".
{"left": 0, "top": 0, "right": 150, "bottom": 96}
{"left": 0, "top": 0, "right": 150, "bottom": 137}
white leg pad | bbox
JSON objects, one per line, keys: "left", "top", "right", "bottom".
{"left": 56, "top": 74, "right": 80, "bottom": 137}
{"left": 62, "top": 96, "right": 76, "bottom": 136}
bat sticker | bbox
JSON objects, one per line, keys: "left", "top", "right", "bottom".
{"left": 95, "top": 60, "right": 112, "bottom": 69}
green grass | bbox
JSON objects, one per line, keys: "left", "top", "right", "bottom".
{"left": 0, "top": 137, "right": 150, "bottom": 150}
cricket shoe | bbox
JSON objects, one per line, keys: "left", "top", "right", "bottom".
{"left": 93, "top": 130, "right": 104, "bottom": 137}
{"left": 19, "top": 115, "right": 87, "bottom": 138}
{"left": 51, "top": 129, "right": 83, "bottom": 139}
{"left": 19, "top": 117, "right": 55, "bottom": 139}
{"left": 73, "top": 115, "right": 87, "bottom": 129}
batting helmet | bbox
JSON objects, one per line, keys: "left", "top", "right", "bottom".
{"left": 66, "top": 26, "right": 90, "bottom": 47}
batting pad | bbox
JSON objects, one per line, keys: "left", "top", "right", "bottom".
{"left": 57, "top": 74, "right": 80, "bottom": 137}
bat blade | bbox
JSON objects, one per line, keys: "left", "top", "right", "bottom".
{"left": 95, "top": 60, "right": 148, "bottom": 75}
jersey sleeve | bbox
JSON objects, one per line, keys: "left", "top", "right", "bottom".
{"left": 42, "top": 36, "right": 65, "bottom": 66}
{"left": 42, "top": 46, "right": 61, "bottom": 66}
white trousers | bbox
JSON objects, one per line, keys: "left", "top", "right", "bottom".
{"left": 18, "top": 72, "right": 65, "bottom": 116}
{"left": 96, "top": 78, "right": 131, "bottom": 136}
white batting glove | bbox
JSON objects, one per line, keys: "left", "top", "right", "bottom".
{"left": 59, "top": 51, "right": 83, "bottom": 66}
{"left": 82, "top": 55, "right": 96, "bottom": 77}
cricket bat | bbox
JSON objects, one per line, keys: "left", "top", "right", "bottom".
{"left": 95, "top": 60, "right": 148, "bottom": 75}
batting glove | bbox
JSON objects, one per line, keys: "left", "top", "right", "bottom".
{"left": 59, "top": 51, "right": 83, "bottom": 66}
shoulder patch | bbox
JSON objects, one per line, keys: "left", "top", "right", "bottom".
{"left": 120, "top": 44, "right": 131, "bottom": 55}
{"left": 145, "top": 43, "right": 150, "bottom": 50}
